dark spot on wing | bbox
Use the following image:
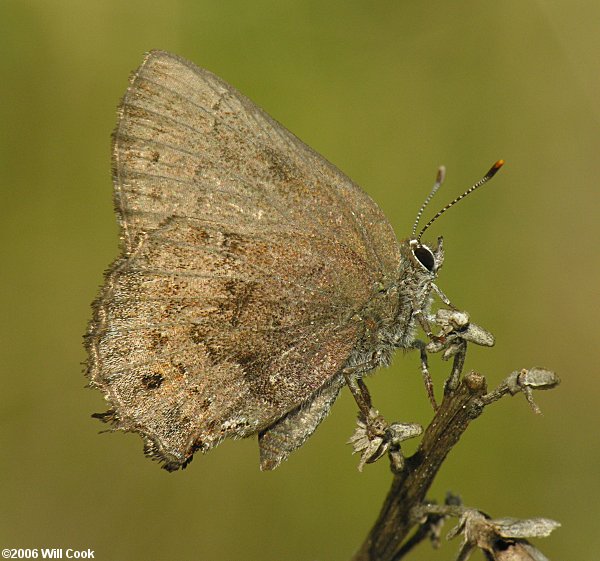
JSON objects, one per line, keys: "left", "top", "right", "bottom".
{"left": 141, "top": 372, "right": 164, "bottom": 389}
{"left": 150, "top": 330, "right": 169, "bottom": 349}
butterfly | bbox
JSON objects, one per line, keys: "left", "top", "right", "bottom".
{"left": 86, "top": 50, "right": 500, "bottom": 471}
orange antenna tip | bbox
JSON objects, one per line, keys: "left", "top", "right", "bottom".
{"left": 483, "top": 159, "right": 504, "bottom": 181}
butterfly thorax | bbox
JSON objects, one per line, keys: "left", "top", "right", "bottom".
{"left": 343, "top": 237, "right": 443, "bottom": 378}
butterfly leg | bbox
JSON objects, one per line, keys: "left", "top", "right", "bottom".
{"left": 431, "top": 282, "right": 457, "bottom": 309}
{"left": 411, "top": 339, "right": 438, "bottom": 410}
{"left": 343, "top": 369, "right": 421, "bottom": 472}
{"left": 343, "top": 372, "right": 373, "bottom": 417}
{"left": 414, "top": 305, "right": 495, "bottom": 405}
{"left": 413, "top": 307, "right": 437, "bottom": 341}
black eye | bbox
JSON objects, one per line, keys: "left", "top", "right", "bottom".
{"left": 414, "top": 246, "right": 435, "bottom": 272}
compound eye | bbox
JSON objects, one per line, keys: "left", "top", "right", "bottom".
{"left": 414, "top": 246, "right": 435, "bottom": 272}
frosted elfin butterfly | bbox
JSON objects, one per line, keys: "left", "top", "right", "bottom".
{"left": 85, "top": 50, "right": 501, "bottom": 471}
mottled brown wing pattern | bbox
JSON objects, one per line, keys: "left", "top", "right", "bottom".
{"left": 88, "top": 217, "right": 366, "bottom": 469}
{"left": 86, "top": 50, "right": 402, "bottom": 470}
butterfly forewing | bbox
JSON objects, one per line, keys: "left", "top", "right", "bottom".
{"left": 86, "top": 50, "right": 401, "bottom": 469}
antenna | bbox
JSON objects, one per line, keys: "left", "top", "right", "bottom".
{"left": 416, "top": 160, "right": 504, "bottom": 242}
{"left": 411, "top": 165, "right": 446, "bottom": 238}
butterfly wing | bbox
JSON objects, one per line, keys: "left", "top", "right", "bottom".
{"left": 86, "top": 50, "right": 401, "bottom": 470}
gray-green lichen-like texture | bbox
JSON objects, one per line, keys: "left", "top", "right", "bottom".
{"left": 85, "top": 50, "right": 440, "bottom": 472}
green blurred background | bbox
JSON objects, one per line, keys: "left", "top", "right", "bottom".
{"left": 1, "top": 1, "right": 598, "bottom": 560}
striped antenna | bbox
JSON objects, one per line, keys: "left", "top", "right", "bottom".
{"left": 412, "top": 165, "right": 446, "bottom": 238}
{"left": 416, "top": 160, "right": 504, "bottom": 243}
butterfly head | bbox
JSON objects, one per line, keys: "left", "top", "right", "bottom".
{"left": 408, "top": 237, "right": 444, "bottom": 277}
